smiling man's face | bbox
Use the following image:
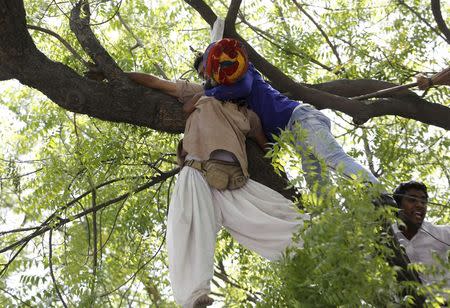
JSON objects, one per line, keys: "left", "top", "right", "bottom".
{"left": 399, "top": 188, "right": 428, "bottom": 227}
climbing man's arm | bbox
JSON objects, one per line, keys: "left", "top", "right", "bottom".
{"left": 126, "top": 72, "right": 178, "bottom": 97}
{"left": 247, "top": 109, "right": 269, "bottom": 153}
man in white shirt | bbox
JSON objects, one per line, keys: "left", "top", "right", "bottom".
{"left": 393, "top": 181, "right": 450, "bottom": 298}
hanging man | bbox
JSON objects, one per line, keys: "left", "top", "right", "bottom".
{"left": 127, "top": 59, "right": 308, "bottom": 307}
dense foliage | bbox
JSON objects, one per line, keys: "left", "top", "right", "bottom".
{"left": 0, "top": 0, "right": 449, "bottom": 306}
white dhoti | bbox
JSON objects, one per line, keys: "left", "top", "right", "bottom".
{"left": 167, "top": 166, "right": 308, "bottom": 307}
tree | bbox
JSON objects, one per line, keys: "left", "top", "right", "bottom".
{"left": 0, "top": 0, "right": 449, "bottom": 306}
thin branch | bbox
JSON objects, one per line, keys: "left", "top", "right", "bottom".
{"left": 0, "top": 168, "right": 43, "bottom": 181}
{"left": 272, "top": 1, "right": 293, "bottom": 38}
{"left": 49, "top": 229, "right": 68, "bottom": 308}
{"left": 213, "top": 263, "right": 259, "bottom": 303}
{"left": 26, "top": 25, "right": 89, "bottom": 67}
{"left": 88, "top": 0, "right": 122, "bottom": 27}
{"left": 116, "top": 12, "right": 144, "bottom": 49}
{"left": 0, "top": 168, "right": 179, "bottom": 255}
{"left": 98, "top": 197, "right": 127, "bottom": 252}
{"left": 361, "top": 130, "right": 379, "bottom": 177}
{"left": 99, "top": 231, "right": 167, "bottom": 298}
{"left": 431, "top": 0, "right": 450, "bottom": 43}
{"left": 116, "top": 12, "right": 168, "bottom": 79}
{"left": 291, "top": 0, "right": 343, "bottom": 67}
{"left": 238, "top": 16, "right": 334, "bottom": 72}
{"left": 0, "top": 286, "right": 33, "bottom": 307}
{"left": 90, "top": 178, "right": 98, "bottom": 281}
{"left": 42, "top": 176, "right": 139, "bottom": 228}
{"left": 0, "top": 241, "right": 28, "bottom": 276}
{"left": 397, "top": 0, "right": 448, "bottom": 43}
{"left": 0, "top": 226, "right": 40, "bottom": 237}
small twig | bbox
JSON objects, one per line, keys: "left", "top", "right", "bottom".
{"left": 116, "top": 12, "right": 168, "bottom": 79}
{"left": 0, "top": 168, "right": 43, "bottom": 181}
{"left": 26, "top": 25, "right": 89, "bottom": 67}
{"left": 0, "top": 286, "right": 33, "bottom": 307}
{"left": 0, "top": 241, "right": 29, "bottom": 277}
{"left": 49, "top": 229, "right": 68, "bottom": 308}
{"left": 397, "top": 0, "right": 447, "bottom": 43}
{"left": 238, "top": 16, "right": 335, "bottom": 73}
{"left": 88, "top": 0, "right": 123, "bottom": 27}
{"left": 99, "top": 232, "right": 167, "bottom": 298}
{"left": 292, "top": 0, "right": 343, "bottom": 67}
{"left": 90, "top": 178, "right": 98, "bottom": 287}
{"left": 361, "top": 130, "right": 379, "bottom": 178}
{"left": 98, "top": 197, "right": 127, "bottom": 252}
{"left": 0, "top": 168, "right": 179, "bottom": 255}
{"left": 0, "top": 226, "right": 40, "bottom": 237}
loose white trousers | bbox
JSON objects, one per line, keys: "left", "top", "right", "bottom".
{"left": 167, "top": 166, "right": 307, "bottom": 307}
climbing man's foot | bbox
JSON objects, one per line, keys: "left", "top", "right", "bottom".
{"left": 193, "top": 294, "right": 214, "bottom": 308}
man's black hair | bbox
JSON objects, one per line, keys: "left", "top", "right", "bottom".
{"left": 193, "top": 52, "right": 204, "bottom": 71}
{"left": 393, "top": 181, "right": 428, "bottom": 207}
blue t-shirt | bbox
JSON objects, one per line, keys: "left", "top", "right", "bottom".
{"left": 205, "top": 63, "right": 299, "bottom": 141}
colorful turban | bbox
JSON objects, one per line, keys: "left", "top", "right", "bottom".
{"left": 203, "top": 39, "right": 248, "bottom": 85}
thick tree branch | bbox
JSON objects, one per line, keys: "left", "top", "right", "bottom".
{"left": 184, "top": 0, "right": 217, "bottom": 25}
{"left": 431, "top": 0, "right": 450, "bottom": 43}
{"left": 0, "top": 0, "right": 296, "bottom": 199}
{"left": 0, "top": 0, "right": 185, "bottom": 132}
{"left": 225, "top": 0, "right": 241, "bottom": 26}
{"left": 1, "top": 0, "right": 449, "bottom": 208}
{"left": 69, "top": 1, "right": 125, "bottom": 81}
{"left": 0, "top": 71, "right": 12, "bottom": 81}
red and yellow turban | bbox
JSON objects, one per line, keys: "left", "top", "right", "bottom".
{"left": 203, "top": 39, "right": 248, "bottom": 85}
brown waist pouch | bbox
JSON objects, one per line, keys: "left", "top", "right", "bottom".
{"left": 184, "top": 159, "right": 248, "bottom": 190}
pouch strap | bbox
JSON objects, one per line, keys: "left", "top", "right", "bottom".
{"left": 184, "top": 160, "right": 204, "bottom": 172}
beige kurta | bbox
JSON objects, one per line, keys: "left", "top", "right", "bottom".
{"left": 176, "top": 80, "right": 260, "bottom": 177}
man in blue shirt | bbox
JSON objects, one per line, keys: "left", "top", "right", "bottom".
{"left": 198, "top": 39, "right": 379, "bottom": 190}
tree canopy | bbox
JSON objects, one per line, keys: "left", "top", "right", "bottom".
{"left": 0, "top": 0, "right": 449, "bottom": 306}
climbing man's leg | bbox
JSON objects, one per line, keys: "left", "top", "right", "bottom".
{"left": 293, "top": 116, "right": 379, "bottom": 185}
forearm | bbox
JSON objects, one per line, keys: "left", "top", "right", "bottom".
{"left": 254, "top": 130, "right": 270, "bottom": 153}
{"left": 126, "top": 72, "right": 178, "bottom": 97}
{"left": 126, "top": 72, "right": 158, "bottom": 87}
